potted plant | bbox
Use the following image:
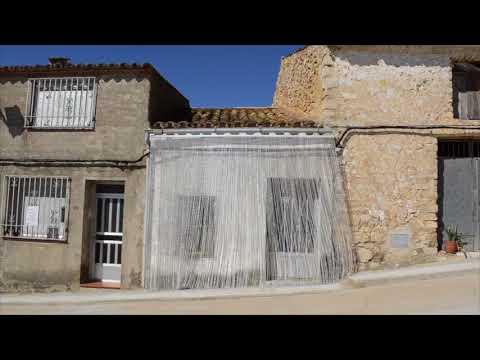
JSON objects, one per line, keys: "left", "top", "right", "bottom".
{"left": 444, "top": 225, "right": 472, "bottom": 254}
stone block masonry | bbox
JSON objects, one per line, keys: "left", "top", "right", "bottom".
{"left": 274, "top": 45, "right": 480, "bottom": 126}
{"left": 342, "top": 133, "right": 439, "bottom": 270}
{"left": 272, "top": 45, "right": 480, "bottom": 269}
{"left": 273, "top": 46, "right": 331, "bottom": 120}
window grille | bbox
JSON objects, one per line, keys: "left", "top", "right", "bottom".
{"left": 96, "top": 193, "right": 124, "bottom": 236}
{"left": 25, "top": 77, "right": 97, "bottom": 129}
{"left": 438, "top": 140, "right": 480, "bottom": 158}
{"left": 438, "top": 141, "right": 470, "bottom": 158}
{"left": 175, "top": 195, "right": 216, "bottom": 258}
{"left": 266, "top": 178, "right": 319, "bottom": 253}
{"left": 0, "top": 176, "right": 70, "bottom": 241}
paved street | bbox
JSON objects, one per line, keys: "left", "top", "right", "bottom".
{"left": 1, "top": 272, "right": 479, "bottom": 314}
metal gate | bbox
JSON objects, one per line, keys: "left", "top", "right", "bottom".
{"left": 439, "top": 140, "right": 480, "bottom": 251}
{"left": 91, "top": 192, "right": 124, "bottom": 282}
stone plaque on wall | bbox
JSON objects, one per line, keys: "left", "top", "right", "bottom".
{"left": 390, "top": 232, "right": 410, "bottom": 248}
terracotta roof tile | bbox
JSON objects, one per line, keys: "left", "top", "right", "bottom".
{"left": 0, "top": 60, "right": 188, "bottom": 104}
{"left": 0, "top": 62, "right": 158, "bottom": 78}
{"left": 152, "top": 107, "right": 321, "bottom": 129}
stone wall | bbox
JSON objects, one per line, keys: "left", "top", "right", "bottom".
{"left": 341, "top": 133, "right": 439, "bottom": 270}
{"left": 274, "top": 45, "right": 480, "bottom": 126}
{"left": 273, "top": 45, "right": 480, "bottom": 269}
{"left": 329, "top": 49, "right": 452, "bottom": 125}
{"left": 273, "top": 45, "right": 330, "bottom": 120}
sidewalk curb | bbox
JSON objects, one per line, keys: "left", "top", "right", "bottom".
{"left": 349, "top": 260, "right": 480, "bottom": 287}
{"left": 1, "top": 283, "right": 347, "bottom": 305}
{"left": 1, "top": 260, "right": 479, "bottom": 306}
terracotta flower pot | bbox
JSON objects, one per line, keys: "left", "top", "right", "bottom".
{"left": 445, "top": 240, "right": 458, "bottom": 254}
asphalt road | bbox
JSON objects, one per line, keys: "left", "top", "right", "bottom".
{"left": 1, "top": 272, "right": 479, "bottom": 314}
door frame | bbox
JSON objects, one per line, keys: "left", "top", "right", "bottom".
{"left": 89, "top": 188, "right": 125, "bottom": 283}
{"left": 438, "top": 140, "right": 480, "bottom": 252}
{"left": 265, "top": 177, "right": 322, "bottom": 281}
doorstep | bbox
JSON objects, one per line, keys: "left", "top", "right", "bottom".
{"left": 80, "top": 281, "right": 121, "bottom": 290}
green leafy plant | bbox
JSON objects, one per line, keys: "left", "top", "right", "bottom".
{"left": 445, "top": 225, "right": 473, "bottom": 249}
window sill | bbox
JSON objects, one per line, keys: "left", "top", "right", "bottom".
{"left": 25, "top": 127, "right": 96, "bottom": 132}
{"left": 1, "top": 236, "right": 68, "bottom": 244}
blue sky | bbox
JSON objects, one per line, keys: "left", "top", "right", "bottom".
{"left": 0, "top": 45, "right": 303, "bottom": 108}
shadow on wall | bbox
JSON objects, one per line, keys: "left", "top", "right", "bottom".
{"left": 437, "top": 159, "right": 445, "bottom": 251}
{"left": 1, "top": 105, "right": 25, "bottom": 137}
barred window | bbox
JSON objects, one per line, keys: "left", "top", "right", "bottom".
{"left": 1, "top": 176, "right": 70, "bottom": 241}
{"left": 25, "top": 77, "right": 97, "bottom": 129}
{"left": 266, "top": 178, "right": 319, "bottom": 253}
{"left": 175, "top": 195, "right": 216, "bottom": 258}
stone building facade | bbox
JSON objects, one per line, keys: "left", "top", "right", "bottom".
{"left": 274, "top": 45, "right": 480, "bottom": 270}
{"left": 0, "top": 58, "right": 189, "bottom": 292}
{"left": 2, "top": 46, "right": 479, "bottom": 293}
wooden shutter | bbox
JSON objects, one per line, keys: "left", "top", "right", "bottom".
{"left": 470, "top": 72, "right": 480, "bottom": 120}
{"left": 454, "top": 69, "right": 468, "bottom": 119}
{"left": 454, "top": 63, "right": 480, "bottom": 120}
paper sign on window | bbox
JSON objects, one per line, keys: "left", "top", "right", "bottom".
{"left": 25, "top": 206, "right": 39, "bottom": 226}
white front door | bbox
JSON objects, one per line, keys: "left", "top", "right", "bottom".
{"left": 91, "top": 193, "right": 124, "bottom": 282}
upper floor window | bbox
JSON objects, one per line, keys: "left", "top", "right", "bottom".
{"left": 453, "top": 63, "right": 480, "bottom": 120}
{"left": 25, "top": 77, "right": 97, "bottom": 129}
